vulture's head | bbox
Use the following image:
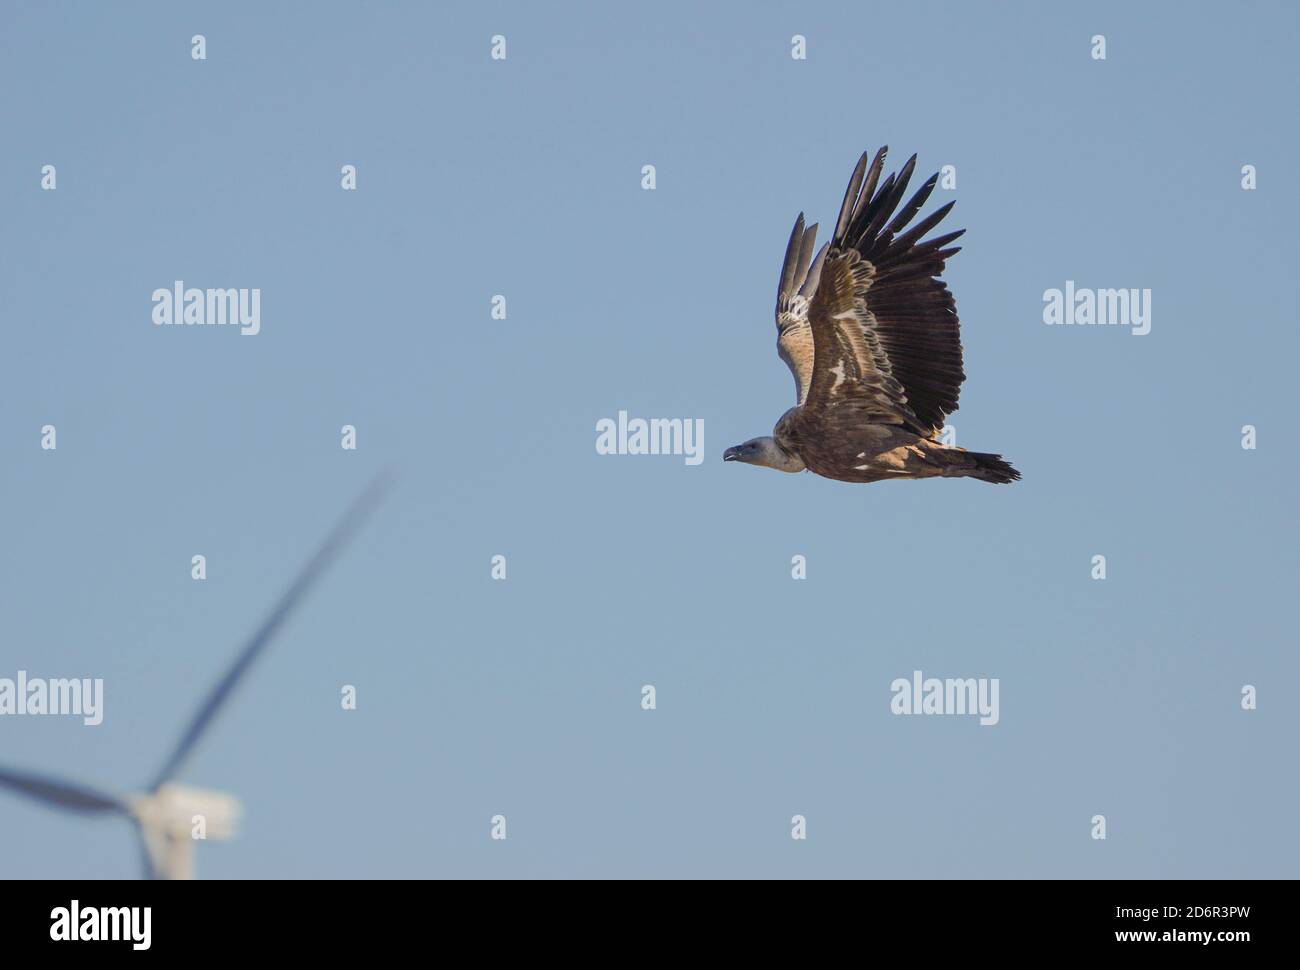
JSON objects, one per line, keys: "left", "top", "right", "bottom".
{"left": 723, "top": 436, "right": 805, "bottom": 473}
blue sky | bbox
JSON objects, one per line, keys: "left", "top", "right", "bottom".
{"left": 1, "top": 0, "right": 1296, "bottom": 878}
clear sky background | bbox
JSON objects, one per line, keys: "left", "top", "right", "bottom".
{"left": 1, "top": 1, "right": 1296, "bottom": 879}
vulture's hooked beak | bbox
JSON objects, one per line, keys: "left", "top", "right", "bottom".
{"left": 722, "top": 446, "right": 741, "bottom": 462}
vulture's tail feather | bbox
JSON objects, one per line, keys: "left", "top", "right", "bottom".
{"left": 964, "top": 451, "right": 1021, "bottom": 484}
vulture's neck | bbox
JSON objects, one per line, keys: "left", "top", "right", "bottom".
{"left": 757, "top": 437, "right": 805, "bottom": 473}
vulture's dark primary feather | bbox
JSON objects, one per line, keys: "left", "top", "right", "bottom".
{"left": 725, "top": 147, "right": 1019, "bottom": 485}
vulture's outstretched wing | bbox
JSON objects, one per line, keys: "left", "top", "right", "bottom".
{"left": 812, "top": 146, "right": 966, "bottom": 436}
{"left": 804, "top": 252, "right": 929, "bottom": 432}
{"left": 774, "top": 214, "right": 828, "bottom": 405}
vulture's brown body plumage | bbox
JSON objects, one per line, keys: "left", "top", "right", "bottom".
{"left": 725, "top": 147, "right": 1019, "bottom": 485}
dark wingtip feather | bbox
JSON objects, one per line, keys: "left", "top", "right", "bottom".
{"left": 793, "top": 222, "right": 819, "bottom": 291}
{"left": 833, "top": 154, "right": 870, "bottom": 244}
{"left": 887, "top": 173, "right": 938, "bottom": 236}
{"left": 838, "top": 147, "right": 888, "bottom": 244}
{"left": 800, "top": 241, "right": 830, "bottom": 297}
{"left": 777, "top": 213, "right": 807, "bottom": 306}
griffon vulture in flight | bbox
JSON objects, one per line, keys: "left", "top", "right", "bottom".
{"left": 724, "top": 147, "right": 1019, "bottom": 484}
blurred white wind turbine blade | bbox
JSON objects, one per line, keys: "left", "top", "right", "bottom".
{"left": 0, "top": 472, "right": 394, "bottom": 879}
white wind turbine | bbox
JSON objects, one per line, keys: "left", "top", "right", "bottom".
{"left": 0, "top": 475, "right": 391, "bottom": 879}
